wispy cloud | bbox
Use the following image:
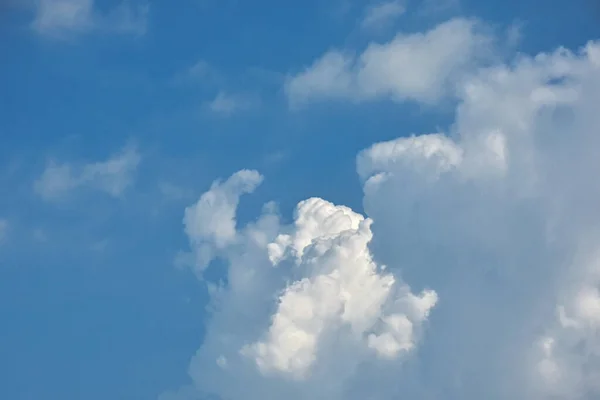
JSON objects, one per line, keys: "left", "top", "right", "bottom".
{"left": 172, "top": 59, "right": 225, "bottom": 87}
{"left": 206, "top": 91, "right": 259, "bottom": 116}
{"left": 32, "top": 0, "right": 148, "bottom": 39}
{"left": 361, "top": 0, "right": 405, "bottom": 30}
{"left": 158, "top": 182, "right": 193, "bottom": 202}
{"left": 32, "top": 228, "right": 48, "bottom": 243}
{"left": 187, "top": 60, "right": 222, "bottom": 82}
{"left": 419, "top": 0, "right": 461, "bottom": 15}
{"left": 34, "top": 146, "right": 141, "bottom": 201}
{"left": 0, "top": 219, "right": 8, "bottom": 244}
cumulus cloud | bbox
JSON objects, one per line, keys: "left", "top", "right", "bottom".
{"left": 168, "top": 19, "right": 600, "bottom": 400}
{"left": 285, "top": 18, "right": 493, "bottom": 107}
{"left": 361, "top": 0, "right": 405, "bottom": 30}
{"left": 182, "top": 169, "right": 263, "bottom": 273}
{"left": 32, "top": 0, "right": 148, "bottom": 38}
{"left": 34, "top": 146, "right": 140, "bottom": 201}
{"left": 356, "top": 40, "right": 600, "bottom": 398}
{"left": 177, "top": 172, "right": 436, "bottom": 400}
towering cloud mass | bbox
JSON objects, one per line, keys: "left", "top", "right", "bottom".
{"left": 174, "top": 22, "right": 600, "bottom": 400}
{"left": 355, "top": 41, "right": 600, "bottom": 399}
{"left": 180, "top": 172, "right": 436, "bottom": 399}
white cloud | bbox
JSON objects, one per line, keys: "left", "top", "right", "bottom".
{"left": 32, "top": 0, "right": 148, "bottom": 38}
{"left": 243, "top": 198, "right": 436, "bottom": 380}
{"left": 34, "top": 146, "right": 140, "bottom": 201}
{"left": 179, "top": 177, "right": 436, "bottom": 399}
{"left": 356, "top": 40, "right": 600, "bottom": 398}
{"left": 361, "top": 0, "right": 405, "bottom": 30}
{"left": 183, "top": 169, "right": 263, "bottom": 273}
{"left": 33, "top": 0, "right": 94, "bottom": 34}
{"left": 206, "top": 91, "right": 258, "bottom": 115}
{"left": 285, "top": 18, "right": 493, "bottom": 107}
{"left": 165, "top": 24, "right": 600, "bottom": 400}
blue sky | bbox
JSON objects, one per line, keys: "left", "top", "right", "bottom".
{"left": 1, "top": 1, "right": 600, "bottom": 399}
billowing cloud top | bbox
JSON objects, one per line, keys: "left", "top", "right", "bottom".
{"left": 171, "top": 20, "right": 600, "bottom": 400}
{"left": 181, "top": 173, "right": 436, "bottom": 399}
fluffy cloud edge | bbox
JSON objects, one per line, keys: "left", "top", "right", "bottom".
{"left": 284, "top": 17, "right": 495, "bottom": 108}
{"left": 177, "top": 171, "right": 438, "bottom": 399}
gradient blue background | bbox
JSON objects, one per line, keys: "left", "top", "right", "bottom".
{"left": 1, "top": 0, "right": 598, "bottom": 398}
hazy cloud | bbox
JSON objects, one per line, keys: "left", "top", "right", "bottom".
{"left": 32, "top": 0, "right": 148, "bottom": 38}
{"left": 0, "top": 219, "right": 9, "bottom": 244}
{"left": 361, "top": 0, "right": 405, "bottom": 30}
{"left": 34, "top": 146, "right": 141, "bottom": 201}
{"left": 206, "top": 91, "right": 259, "bottom": 115}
